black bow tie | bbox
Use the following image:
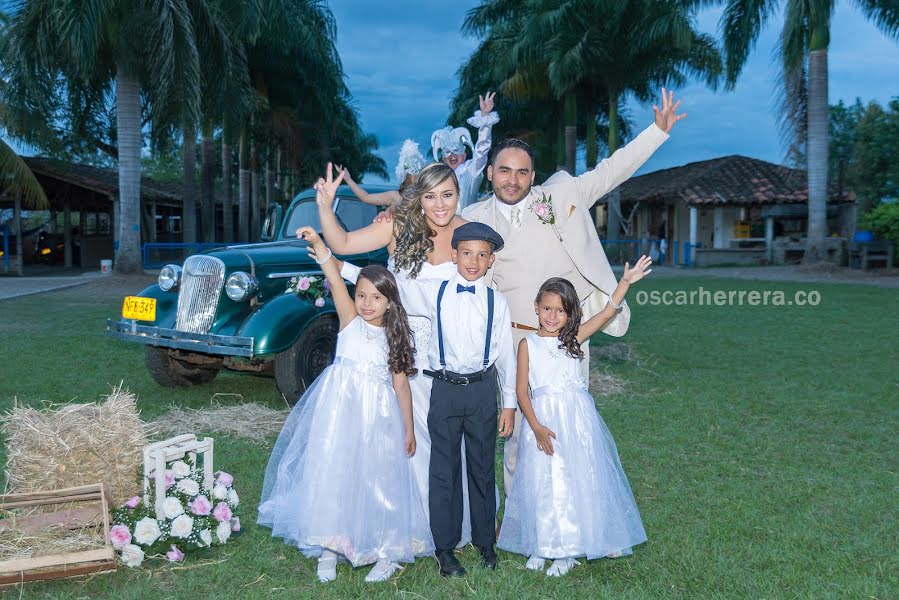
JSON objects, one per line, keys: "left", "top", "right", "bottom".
{"left": 456, "top": 284, "right": 476, "bottom": 294}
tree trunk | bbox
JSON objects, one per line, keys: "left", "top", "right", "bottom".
{"left": 182, "top": 125, "right": 197, "bottom": 244}
{"left": 804, "top": 46, "right": 829, "bottom": 263}
{"left": 250, "top": 141, "right": 261, "bottom": 239}
{"left": 238, "top": 128, "right": 250, "bottom": 242}
{"left": 113, "top": 69, "right": 143, "bottom": 273}
{"left": 585, "top": 101, "right": 599, "bottom": 227}
{"left": 14, "top": 195, "right": 22, "bottom": 276}
{"left": 606, "top": 94, "right": 623, "bottom": 241}
{"left": 200, "top": 122, "right": 215, "bottom": 242}
{"left": 222, "top": 133, "right": 233, "bottom": 243}
{"left": 564, "top": 93, "right": 577, "bottom": 175}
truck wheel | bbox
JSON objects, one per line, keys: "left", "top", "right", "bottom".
{"left": 274, "top": 316, "right": 337, "bottom": 404}
{"left": 145, "top": 347, "right": 222, "bottom": 387}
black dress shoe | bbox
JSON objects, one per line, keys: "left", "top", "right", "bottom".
{"left": 477, "top": 545, "right": 498, "bottom": 570}
{"left": 435, "top": 549, "right": 466, "bottom": 577}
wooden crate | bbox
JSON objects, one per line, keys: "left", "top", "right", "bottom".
{"left": 143, "top": 434, "right": 214, "bottom": 519}
{"left": 0, "top": 483, "right": 116, "bottom": 586}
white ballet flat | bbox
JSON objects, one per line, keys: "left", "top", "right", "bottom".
{"left": 525, "top": 555, "right": 546, "bottom": 571}
{"left": 546, "top": 558, "right": 580, "bottom": 577}
{"left": 317, "top": 552, "right": 338, "bottom": 583}
{"left": 364, "top": 559, "right": 401, "bottom": 582}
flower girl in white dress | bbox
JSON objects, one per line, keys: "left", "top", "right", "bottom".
{"left": 498, "top": 256, "right": 653, "bottom": 577}
{"left": 257, "top": 226, "right": 432, "bottom": 583}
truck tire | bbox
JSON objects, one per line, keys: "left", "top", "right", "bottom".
{"left": 274, "top": 316, "right": 337, "bottom": 404}
{"left": 145, "top": 347, "right": 222, "bottom": 387}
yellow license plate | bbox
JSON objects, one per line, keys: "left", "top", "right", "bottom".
{"left": 122, "top": 296, "right": 157, "bottom": 321}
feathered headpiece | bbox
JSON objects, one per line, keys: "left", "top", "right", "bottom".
{"left": 431, "top": 126, "right": 474, "bottom": 161}
{"left": 394, "top": 139, "right": 426, "bottom": 182}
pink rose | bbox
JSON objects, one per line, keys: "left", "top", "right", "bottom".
{"left": 231, "top": 516, "right": 241, "bottom": 532}
{"left": 212, "top": 502, "right": 232, "bottom": 523}
{"left": 534, "top": 203, "right": 548, "bottom": 218}
{"left": 164, "top": 470, "right": 175, "bottom": 490}
{"left": 123, "top": 496, "right": 140, "bottom": 509}
{"left": 215, "top": 472, "right": 234, "bottom": 487}
{"left": 190, "top": 494, "right": 212, "bottom": 516}
{"left": 298, "top": 277, "right": 310, "bottom": 291}
{"left": 109, "top": 524, "right": 132, "bottom": 549}
{"left": 165, "top": 545, "right": 185, "bottom": 562}
{"left": 314, "top": 297, "right": 325, "bottom": 308}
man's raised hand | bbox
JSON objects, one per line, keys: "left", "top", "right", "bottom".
{"left": 653, "top": 87, "right": 687, "bottom": 133}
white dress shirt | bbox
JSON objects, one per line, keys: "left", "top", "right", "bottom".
{"left": 396, "top": 271, "right": 517, "bottom": 410}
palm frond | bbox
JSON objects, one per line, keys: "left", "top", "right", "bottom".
{"left": 0, "top": 139, "right": 48, "bottom": 209}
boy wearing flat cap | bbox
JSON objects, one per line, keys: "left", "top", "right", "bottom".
{"left": 396, "top": 221, "right": 516, "bottom": 577}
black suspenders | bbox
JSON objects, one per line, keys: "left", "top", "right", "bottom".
{"left": 435, "top": 280, "right": 494, "bottom": 372}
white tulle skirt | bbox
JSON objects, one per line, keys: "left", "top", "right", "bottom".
{"left": 498, "top": 384, "right": 647, "bottom": 560}
{"left": 257, "top": 358, "right": 434, "bottom": 566}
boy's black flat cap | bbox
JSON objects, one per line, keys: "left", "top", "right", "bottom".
{"left": 451, "top": 222, "right": 504, "bottom": 252}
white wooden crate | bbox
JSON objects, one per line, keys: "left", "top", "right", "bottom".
{"left": 142, "top": 434, "right": 214, "bottom": 519}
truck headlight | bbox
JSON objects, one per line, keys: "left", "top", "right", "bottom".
{"left": 225, "top": 271, "right": 257, "bottom": 301}
{"left": 158, "top": 264, "right": 182, "bottom": 291}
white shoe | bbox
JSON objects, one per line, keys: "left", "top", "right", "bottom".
{"left": 546, "top": 558, "right": 580, "bottom": 577}
{"left": 365, "top": 559, "right": 401, "bottom": 582}
{"left": 317, "top": 551, "right": 337, "bottom": 583}
{"left": 525, "top": 555, "right": 546, "bottom": 571}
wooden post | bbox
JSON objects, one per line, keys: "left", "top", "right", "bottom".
{"left": 64, "top": 198, "right": 72, "bottom": 268}
{"left": 13, "top": 195, "right": 23, "bottom": 276}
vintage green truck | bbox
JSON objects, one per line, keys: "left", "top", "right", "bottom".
{"left": 106, "top": 186, "right": 389, "bottom": 403}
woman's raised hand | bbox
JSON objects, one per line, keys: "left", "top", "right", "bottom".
{"left": 333, "top": 164, "right": 354, "bottom": 184}
{"left": 314, "top": 162, "right": 345, "bottom": 209}
{"left": 622, "top": 255, "right": 653, "bottom": 284}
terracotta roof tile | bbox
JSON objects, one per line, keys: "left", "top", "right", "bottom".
{"left": 601, "top": 155, "right": 854, "bottom": 206}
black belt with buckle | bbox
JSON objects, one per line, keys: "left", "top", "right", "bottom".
{"left": 423, "top": 366, "right": 493, "bottom": 386}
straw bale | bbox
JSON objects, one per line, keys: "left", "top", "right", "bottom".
{"left": 2, "top": 384, "right": 150, "bottom": 506}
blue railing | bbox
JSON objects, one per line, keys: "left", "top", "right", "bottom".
{"left": 142, "top": 242, "right": 231, "bottom": 268}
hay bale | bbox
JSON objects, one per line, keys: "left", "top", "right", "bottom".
{"left": 152, "top": 397, "right": 287, "bottom": 443}
{"left": 2, "top": 385, "right": 151, "bottom": 506}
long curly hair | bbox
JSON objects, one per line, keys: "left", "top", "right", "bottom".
{"left": 358, "top": 265, "right": 416, "bottom": 376}
{"left": 392, "top": 163, "right": 459, "bottom": 279}
{"left": 535, "top": 277, "right": 584, "bottom": 359}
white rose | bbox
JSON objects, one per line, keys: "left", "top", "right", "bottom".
{"left": 170, "top": 514, "right": 194, "bottom": 538}
{"left": 215, "top": 521, "right": 231, "bottom": 544}
{"left": 199, "top": 529, "right": 212, "bottom": 547}
{"left": 120, "top": 543, "right": 144, "bottom": 568}
{"left": 212, "top": 484, "right": 228, "bottom": 500}
{"left": 171, "top": 460, "right": 191, "bottom": 479}
{"left": 227, "top": 489, "right": 240, "bottom": 507}
{"left": 133, "top": 517, "right": 162, "bottom": 546}
{"left": 162, "top": 496, "right": 184, "bottom": 519}
{"left": 177, "top": 478, "right": 200, "bottom": 497}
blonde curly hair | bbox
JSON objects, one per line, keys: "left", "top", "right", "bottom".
{"left": 392, "top": 163, "right": 459, "bottom": 279}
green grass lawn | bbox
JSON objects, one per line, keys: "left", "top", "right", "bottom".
{"left": 0, "top": 276, "right": 896, "bottom": 599}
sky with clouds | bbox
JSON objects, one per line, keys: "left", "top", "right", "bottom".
{"left": 330, "top": 1, "right": 899, "bottom": 184}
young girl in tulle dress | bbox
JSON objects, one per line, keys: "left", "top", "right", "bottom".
{"left": 257, "top": 226, "right": 433, "bottom": 583}
{"left": 498, "top": 256, "right": 653, "bottom": 577}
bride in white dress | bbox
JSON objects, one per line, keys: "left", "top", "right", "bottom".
{"left": 316, "top": 162, "right": 481, "bottom": 546}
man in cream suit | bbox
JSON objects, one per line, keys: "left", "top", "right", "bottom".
{"left": 461, "top": 89, "right": 686, "bottom": 498}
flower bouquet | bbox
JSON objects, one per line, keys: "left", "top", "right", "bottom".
{"left": 286, "top": 275, "right": 331, "bottom": 308}
{"left": 110, "top": 459, "right": 241, "bottom": 567}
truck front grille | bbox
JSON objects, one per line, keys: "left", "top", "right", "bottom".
{"left": 175, "top": 255, "right": 225, "bottom": 334}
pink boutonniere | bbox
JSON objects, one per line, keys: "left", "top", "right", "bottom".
{"left": 530, "top": 193, "right": 563, "bottom": 241}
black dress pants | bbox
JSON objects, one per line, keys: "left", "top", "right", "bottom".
{"left": 427, "top": 370, "right": 498, "bottom": 551}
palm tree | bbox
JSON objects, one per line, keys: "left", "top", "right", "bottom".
{"left": 4, "top": 0, "right": 204, "bottom": 273}
{"left": 717, "top": 0, "right": 899, "bottom": 262}
{"left": 463, "top": 0, "right": 722, "bottom": 237}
